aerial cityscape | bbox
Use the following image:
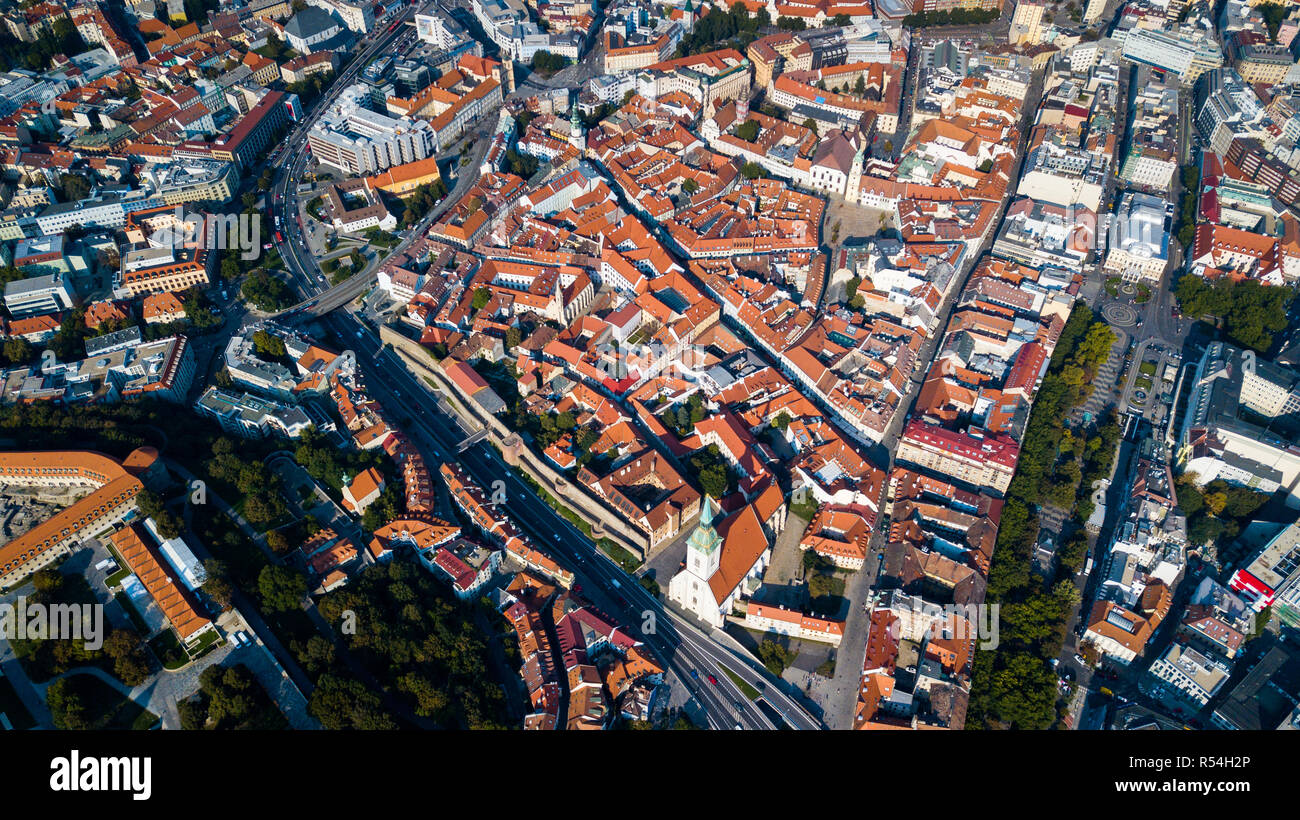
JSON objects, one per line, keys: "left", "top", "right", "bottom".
{"left": 1, "top": 0, "right": 1299, "bottom": 741}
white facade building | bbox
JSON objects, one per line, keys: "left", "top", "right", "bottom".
{"left": 307, "top": 84, "right": 435, "bottom": 174}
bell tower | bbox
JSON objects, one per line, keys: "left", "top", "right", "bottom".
{"left": 687, "top": 495, "right": 723, "bottom": 579}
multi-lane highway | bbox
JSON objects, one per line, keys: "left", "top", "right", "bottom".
{"left": 264, "top": 4, "right": 429, "bottom": 311}
{"left": 330, "top": 313, "right": 823, "bottom": 729}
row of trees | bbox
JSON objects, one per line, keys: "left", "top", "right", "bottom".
{"left": 902, "top": 8, "right": 1000, "bottom": 27}
{"left": 968, "top": 305, "right": 1120, "bottom": 729}
{"left": 1174, "top": 164, "right": 1200, "bottom": 248}
{"left": 286, "top": 70, "right": 336, "bottom": 108}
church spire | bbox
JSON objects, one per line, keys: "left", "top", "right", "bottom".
{"left": 700, "top": 494, "right": 716, "bottom": 528}
{"left": 688, "top": 495, "right": 723, "bottom": 563}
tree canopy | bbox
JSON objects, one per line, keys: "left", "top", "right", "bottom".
{"left": 1174, "top": 275, "right": 1293, "bottom": 354}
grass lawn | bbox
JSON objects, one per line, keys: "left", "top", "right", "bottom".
{"left": 104, "top": 566, "right": 131, "bottom": 588}
{"left": 1139, "top": 361, "right": 1157, "bottom": 377}
{"left": 1104, "top": 277, "right": 1121, "bottom": 297}
{"left": 788, "top": 495, "right": 819, "bottom": 522}
{"left": 723, "top": 667, "right": 761, "bottom": 701}
{"left": 0, "top": 675, "right": 36, "bottom": 730}
{"left": 102, "top": 541, "right": 131, "bottom": 587}
{"left": 148, "top": 631, "right": 189, "bottom": 671}
{"left": 1135, "top": 284, "right": 1152, "bottom": 303}
{"left": 598, "top": 538, "right": 641, "bottom": 573}
{"left": 1135, "top": 377, "right": 1154, "bottom": 392}
{"left": 188, "top": 629, "right": 223, "bottom": 660}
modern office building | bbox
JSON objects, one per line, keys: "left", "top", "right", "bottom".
{"left": 2, "top": 270, "right": 77, "bottom": 316}
{"left": 1121, "top": 27, "right": 1224, "bottom": 83}
{"left": 1229, "top": 521, "right": 1300, "bottom": 627}
{"left": 1178, "top": 342, "right": 1300, "bottom": 507}
{"left": 308, "top": 84, "right": 435, "bottom": 174}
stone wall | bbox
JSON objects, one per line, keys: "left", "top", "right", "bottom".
{"left": 378, "top": 324, "right": 649, "bottom": 560}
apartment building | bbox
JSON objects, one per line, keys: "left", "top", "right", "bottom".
{"left": 1229, "top": 521, "right": 1300, "bottom": 627}
{"left": 1228, "top": 31, "right": 1294, "bottom": 85}
{"left": 141, "top": 158, "right": 238, "bottom": 205}
{"left": 747, "top": 31, "right": 813, "bottom": 89}
{"left": 745, "top": 602, "right": 845, "bottom": 646}
{"left": 194, "top": 386, "right": 313, "bottom": 439}
{"left": 306, "top": 0, "right": 374, "bottom": 33}
{"left": 1083, "top": 582, "right": 1172, "bottom": 664}
{"left": 1145, "top": 641, "right": 1233, "bottom": 707}
{"left": 642, "top": 49, "right": 752, "bottom": 117}
{"left": 179, "top": 90, "right": 294, "bottom": 170}
{"left": 35, "top": 189, "right": 160, "bottom": 236}
{"left": 281, "top": 51, "right": 341, "bottom": 84}
{"left": 894, "top": 420, "right": 1020, "bottom": 495}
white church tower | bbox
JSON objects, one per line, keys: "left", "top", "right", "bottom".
{"left": 569, "top": 104, "right": 586, "bottom": 151}
{"left": 668, "top": 496, "right": 726, "bottom": 627}
{"left": 845, "top": 137, "right": 865, "bottom": 203}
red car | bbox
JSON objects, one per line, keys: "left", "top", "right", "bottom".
{"left": 707, "top": 674, "right": 719, "bottom": 686}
